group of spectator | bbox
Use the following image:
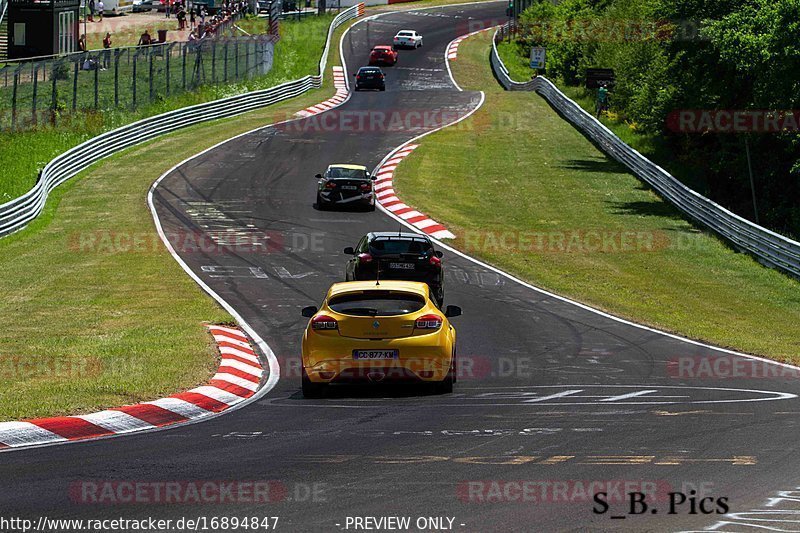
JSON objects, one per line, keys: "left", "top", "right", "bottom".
{"left": 86, "top": 0, "right": 105, "bottom": 22}
{"left": 186, "top": 1, "right": 250, "bottom": 44}
{"left": 77, "top": 0, "right": 251, "bottom": 65}
{"left": 77, "top": 32, "right": 113, "bottom": 70}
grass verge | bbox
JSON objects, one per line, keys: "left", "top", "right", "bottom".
{"left": 0, "top": 12, "right": 356, "bottom": 420}
{"left": 496, "top": 39, "right": 708, "bottom": 193}
{"left": 393, "top": 31, "right": 800, "bottom": 362}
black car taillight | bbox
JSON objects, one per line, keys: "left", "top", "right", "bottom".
{"left": 358, "top": 253, "right": 373, "bottom": 264}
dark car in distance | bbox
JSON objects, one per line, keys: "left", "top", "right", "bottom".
{"left": 354, "top": 67, "right": 386, "bottom": 91}
{"left": 344, "top": 232, "right": 445, "bottom": 306}
{"left": 316, "top": 164, "right": 376, "bottom": 211}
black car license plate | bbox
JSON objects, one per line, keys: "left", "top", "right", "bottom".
{"left": 389, "top": 262, "right": 415, "bottom": 270}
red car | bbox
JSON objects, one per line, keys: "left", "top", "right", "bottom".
{"left": 369, "top": 45, "right": 398, "bottom": 66}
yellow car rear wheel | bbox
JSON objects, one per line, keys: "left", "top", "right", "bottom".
{"left": 302, "top": 368, "right": 327, "bottom": 398}
{"left": 433, "top": 352, "right": 455, "bottom": 394}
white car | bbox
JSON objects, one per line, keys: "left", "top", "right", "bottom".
{"left": 393, "top": 30, "right": 423, "bottom": 49}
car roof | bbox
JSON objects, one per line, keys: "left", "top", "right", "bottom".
{"left": 327, "top": 280, "right": 429, "bottom": 298}
{"left": 368, "top": 231, "right": 432, "bottom": 241}
{"left": 328, "top": 164, "right": 368, "bottom": 170}
{"left": 358, "top": 66, "right": 381, "bottom": 70}
{"left": 397, "top": 30, "right": 416, "bottom": 34}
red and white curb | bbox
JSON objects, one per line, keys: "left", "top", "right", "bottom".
{"left": 373, "top": 144, "right": 456, "bottom": 240}
{"left": 0, "top": 325, "right": 263, "bottom": 450}
{"left": 296, "top": 66, "right": 348, "bottom": 118}
{"left": 446, "top": 27, "right": 493, "bottom": 61}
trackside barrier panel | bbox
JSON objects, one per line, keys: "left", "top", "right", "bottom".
{"left": 489, "top": 27, "right": 800, "bottom": 280}
{"left": 0, "top": 3, "right": 364, "bottom": 237}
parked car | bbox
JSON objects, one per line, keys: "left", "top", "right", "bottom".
{"left": 369, "top": 45, "right": 398, "bottom": 66}
{"left": 393, "top": 30, "right": 423, "bottom": 49}
{"left": 344, "top": 232, "right": 445, "bottom": 306}
{"left": 132, "top": 0, "right": 153, "bottom": 11}
{"left": 354, "top": 66, "right": 386, "bottom": 91}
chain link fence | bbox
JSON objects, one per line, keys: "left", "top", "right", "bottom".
{"left": 0, "top": 34, "right": 275, "bottom": 132}
{"left": 0, "top": 3, "right": 364, "bottom": 237}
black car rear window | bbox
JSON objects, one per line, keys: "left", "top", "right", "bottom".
{"left": 370, "top": 238, "right": 433, "bottom": 255}
{"left": 328, "top": 167, "right": 367, "bottom": 179}
{"left": 328, "top": 291, "right": 425, "bottom": 316}
{"left": 360, "top": 68, "right": 381, "bottom": 74}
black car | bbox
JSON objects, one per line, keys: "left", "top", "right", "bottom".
{"left": 344, "top": 232, "right": 445, "bottom": 305}
{"left": 354, "top": 67, "right": 386, "bottom": 91}
{"left": 316, "top": 164, "right": 376, "bottom": 211}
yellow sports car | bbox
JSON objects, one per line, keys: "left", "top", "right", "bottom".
{"left": 300, "top": 280, "right": 461, "bottom": 397}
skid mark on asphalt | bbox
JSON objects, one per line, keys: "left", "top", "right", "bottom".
{"left": 291, "top": 454, "right": 757, "bottom": 467}
{"left": 260, "top": 385, "right": 797, "bottom": 409}
{"left": 684, "top": 487, "right": 800, "bottom": 531}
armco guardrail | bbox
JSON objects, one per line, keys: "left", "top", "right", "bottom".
{"left": 0, "top": 4, "right": 363, "bottom": 238}
{"left": 489, "top": 27, "right": 800, "bottom": 279}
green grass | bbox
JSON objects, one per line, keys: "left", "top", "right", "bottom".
{"left": 496, "top": 40, "right": 709, "bottom": 194}
{"left": 0, "top": 13, "right": 354, "bottom": 420}
{"left": 393, "top": 32, "right": 800, "bottom": 362}
{"left": 0, "top": 14, "right": 336, "bottom": 201}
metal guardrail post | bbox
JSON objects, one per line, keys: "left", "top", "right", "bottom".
{"left": 50, "top": 61, "right": 59, "bottom": 126}
{"left": 72, "top": 57, "right": 79, "bottom": 111}
{"left": 167, "top": 43, "right": 177, "bottom": 96}
{"left": 148, "top": 50, "right": 154, "bottom": 102}
{"left": 11, "top": 65, "right": 20, "bottom": 131}
{"left": 211, "top": 43, "right": 216, "bottom": 83}
{"left": 114, "top": 49, "right": 123, "bottom": 108}
{"left": 132, "top": 52, "right": 138, "bottom": 109}
{"left": 32, "top": 64, "right": 39, "bottom": 127}
{"left": 182, "top": 43, "right": 187, "bottom": 90}
{"left": 224, "top": 42, "right": 229, "bottom": 83}
{"left": 94, "top": 59, "right": 99, "bottom": 109}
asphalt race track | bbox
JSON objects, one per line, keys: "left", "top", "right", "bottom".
{"left": 4, "top": 3, "right": 800, "bottom": 532}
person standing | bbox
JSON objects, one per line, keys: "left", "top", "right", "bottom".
{"left": 102, "top": 32, "right": 112, "bottom": 69}
{"left": 596, "top": 82, "right": 610, "bottom": 117}
{"left": 88, "top": 0, "right": 95, "bottom": 22}
{"left": 189, "top": 6, "right": 196, "bottom": 29}
{"left": 97, "top": 0, "right": 104, "bottom": 21}
{"left": 177, "top": 6, "right": 186, "bottom": 30}
{"left": 165, "top": 0, "right": 171, "bottom": 17}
